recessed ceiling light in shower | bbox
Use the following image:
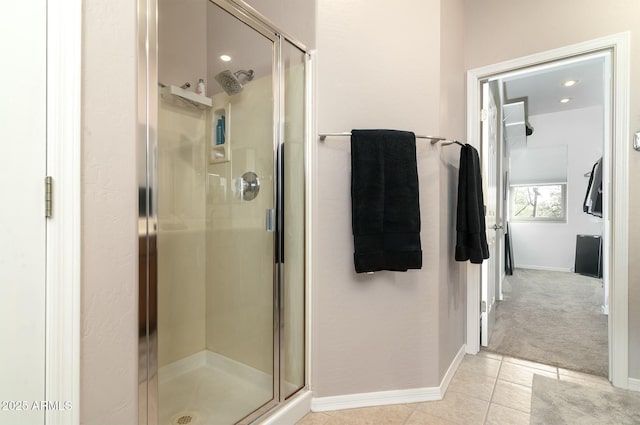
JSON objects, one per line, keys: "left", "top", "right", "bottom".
{"left": 220, "top": 54, "right": 232, "bottom": 62}
{"left": 562, "top": 79, "right": 578, "bottom": 87}
{"left": 560, "top": 98, "right": 571, "bottom": 104}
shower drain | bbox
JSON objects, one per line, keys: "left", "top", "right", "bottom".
{"left": 171, "top": 412, "right": 199, "bottom": 425}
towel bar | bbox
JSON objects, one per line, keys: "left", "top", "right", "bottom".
{"left": 431, "top": 139, "right": 466, "bottom": 147}
{"left": 319, "top": 132, "right": 446, "bottom": 142}
{"left": 318, "top": 132, "right": 466, "bottom": 146}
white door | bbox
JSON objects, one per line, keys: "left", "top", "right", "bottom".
{"left": 0, "top": 1, "right": 47, "bottom": 424}
{"left": 481, "top": 81, "right": 500, "bottom": 347}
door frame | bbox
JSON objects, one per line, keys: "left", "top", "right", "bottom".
{"left": 465, "top": 32, "right": 630, "bottom": 389}
{"left": 46, "top": 0, "right": 82, "bottom": 423}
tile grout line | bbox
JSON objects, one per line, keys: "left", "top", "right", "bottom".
{"left": 322, "top": 412, "right": 331, "bottom": 425}
{"left": 401, "top": 400, "right": 420, "bottom": 425}
{"left": 481, "top": 356, "right": 503, "bottom": 425}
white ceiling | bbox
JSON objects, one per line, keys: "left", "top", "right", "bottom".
{"left": 500, "top": 55, "right": 606, "bottom": 116}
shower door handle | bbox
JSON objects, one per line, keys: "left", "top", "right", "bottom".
{"left": 265, "top": 208, "right": 275, "bottom": 232}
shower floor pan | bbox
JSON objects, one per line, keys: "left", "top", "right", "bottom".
{"left": 158, "top": 350, "right": 272, "bottom": 425}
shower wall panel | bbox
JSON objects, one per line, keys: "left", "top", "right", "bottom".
{"left": 157, "top": 98, "right": 207, "bottom": 368}
{"left": 206, "top": 72, "right": 275, "bottom": 374}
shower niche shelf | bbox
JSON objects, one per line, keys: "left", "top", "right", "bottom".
{"left": 210, "top": 104, "right": 231, "bottom": 164}
{"left": 161, "top": 84, "right": 212, "bottom": 109}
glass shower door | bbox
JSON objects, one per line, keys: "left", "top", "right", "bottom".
{"left": 204, "top": 1, "right": 278, "bottom": 422}
{"left": 282, "top": 41, "right": 306, "bottom": 399}
{"left": 156, "top": 1, "right": 277, "bottom": 424}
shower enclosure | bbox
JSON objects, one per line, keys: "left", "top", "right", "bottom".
{"left": 138, "top": 1, "right": 310, "bottom": 423}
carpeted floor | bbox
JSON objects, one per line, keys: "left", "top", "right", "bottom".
{"left": 487, "top": 268, "right": 608, "bottom": 376}
{"left": 531, "top": 374, "right": 640, "bottom": 425}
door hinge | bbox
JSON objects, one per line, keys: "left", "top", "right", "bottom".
{"left": 481, "top": 300, "right": 487, "bottom": 313}
{"left": 481, "top": 108, "right": 488, "bottom": 121}
{"left": 45, "top": 176, "right": 53, "bottom": 218}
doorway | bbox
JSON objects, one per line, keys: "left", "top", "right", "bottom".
{"left": 486, "top": 54, "right": 609, "bottom": 377}
{"left": 465, "top": 33, "right": 630, "bottom": 389}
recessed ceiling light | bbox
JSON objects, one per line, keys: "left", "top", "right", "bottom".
{"left": 560, "top": 98, "right": 571, "bottom": 104}
{"left": 220, "top": 55, "right": 231, "bottom": 62}
{"left": 562, "top": 79, "right": 578, "bottom": 87}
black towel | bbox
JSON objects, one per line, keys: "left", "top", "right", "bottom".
{"left": 455, "top": 144, "right": 489, "bottom": 264}
{"left": 351, "top": 129, "right": 422, "bottom": 273}
{"left": 583, "top": 161, "right": 598, "bottom": 213}
{"left": 589, "top": 157, "right": 603, "bottom": 217}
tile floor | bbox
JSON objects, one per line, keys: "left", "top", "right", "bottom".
{"left": 296, "top": 351, "right": 614, "bottom": 425}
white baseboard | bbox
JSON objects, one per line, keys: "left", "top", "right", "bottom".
{"left": 440, "top": 344, "right": 466, "bottom": 395}
{"left": 311, "top": 344, "right": 465, "bottom": 412}
{"left": 517, "top": 265, "right": 572, "bottom": 273}
{"left": 628, "top": 378, "right": 640, "bottom": 392}
{"left": 260, "top": 391, "right": 312, "bottom": 425}
{"left": 311, "top": 387, "right": 441, "bottom": 412}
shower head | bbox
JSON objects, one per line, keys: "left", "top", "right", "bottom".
{"left": 214, "top": 69, "right": 255, "bottom": 96}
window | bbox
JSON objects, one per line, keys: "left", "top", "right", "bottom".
{"left": 510, "top": 184, "right": 566, "bottom": 221}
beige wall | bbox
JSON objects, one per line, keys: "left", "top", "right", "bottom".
{"left": 244, "top": 0, "right": 316, "bottom": 48}
{"left": 81, "top": 0, "right": 138, "bottom": 424}
{"left": 463, "top": 0, "right": 640, "bottom": 379}
{"left": 313, "top": 0, "right": 467, "bottom": 397}
{"left": 438, "top": 0, "right": 467, "bottom": 381}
